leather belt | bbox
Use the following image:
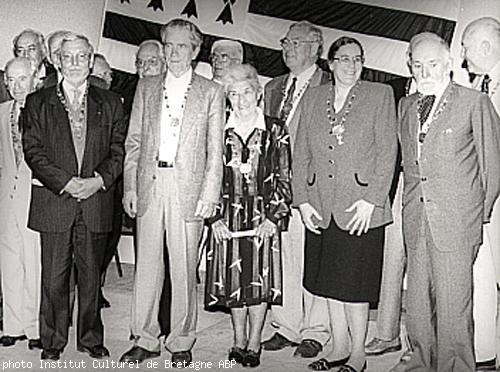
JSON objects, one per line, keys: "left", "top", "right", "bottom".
{"left": 158, "top": 161, "right": 174, "bottom": 168}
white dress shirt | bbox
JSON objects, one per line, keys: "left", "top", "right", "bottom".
{"left": 159, "top": 68, "right": 193, "bottom": 164}
{"left": 281, "top": 64, "right": 318, "bottom": 125}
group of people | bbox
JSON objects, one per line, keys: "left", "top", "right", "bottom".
{"left": 0, "top": 14, "right": 499, "bottom": 372}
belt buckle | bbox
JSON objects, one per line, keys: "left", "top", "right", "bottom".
{"left": 158, "top": 161, "right": 173, "bottom": 168}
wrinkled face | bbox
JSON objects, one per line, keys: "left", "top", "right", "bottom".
{"left": 329, "top": 43, "right": 363, "bottom": 87}
{"left": 60, "top": 39, "right": 93, "bottom": 87}
{"left": 281, "top": 27, "right": 317, "bottom": 73}
{"left": 92, "top": 58, "right": 113, "bottom": 89}
{"left": 48, "top": 34, "right": 66, "bottom": 68}
{"left": 461, "top": 31, "right": 483, "bottom": 74}
{"left": 163, "top": 27, "right": 199, "bottom": 77}
{"left": 15, "top": 32, "right": 44, "bottom": 69}
{"left": 227, "top": 80, "right": 259, "bottom": 119}
{"left": 411, "top": 40, "right": 451, "bottom": 95}
{"left": 135, "top": 43, "right": 165, "bottom": 79}
{"left": 5, "top": 60, "right": 35, "bottom": 103}
{"left": 211, "top": 45, "right": 241, "bottom": 81}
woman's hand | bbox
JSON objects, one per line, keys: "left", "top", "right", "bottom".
{"left": 256, "top": 218, "right": 277, "bottom": 240}
{"left": 345, "top": 199, "right": 375, "bottom": 236}
{"left": 212, "top": 220, "right": 232, "bottom": 244}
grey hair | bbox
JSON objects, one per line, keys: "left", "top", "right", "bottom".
{"left": 4, "top": 57, "right": 33, "bottom": 75}
{"left": 13, "top": 29, "right": 47, "bottom": 59}
{"left": 160, "top": 18, "right": 202, "bottom": 50}
{"left": 211, "top": 39, "right": 244, "bottom": 63}
{"left": 407, "top": 32, "right": 450, "bottom": 62}
{"left": 59, "top": 33, "right": 94, "bottom": 56}
{"left": 136, "top": 39, "right": 165, "bottom": 59}
{"left": 221, "top": 63, "right": 262, "bottom": 95}
{"left": 289, "top": 20, "right": 324, "bottom": 57}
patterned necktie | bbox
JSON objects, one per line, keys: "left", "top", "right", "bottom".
{"left": 279, "top": 77, "right": 297, "bottom": 121}
{"left": 10, "top": 102, "right": 22, "bottom": 168}
{"left": 481, "top": 74, "right": 491, "bottom": 94}
{"left": 418, "top": 95, "right": 436, "bottom": 128}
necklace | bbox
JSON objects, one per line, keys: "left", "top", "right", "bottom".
{"left": 416, "top": 83, "right": 454, "bottom": 143}
{"left": 326, "top": 82, "right": 358, "bottom": 145}
{"left": 57, "top": 83, "right": 88, "bottom": 140}
{"left": 10, "top": 102, "right": 23, "bottom": 168}
{"left": 280, "top": 73, "right": 314, "bottom": 112}
{"left": 163, "top": 75, "right": 192, "bottom": 127}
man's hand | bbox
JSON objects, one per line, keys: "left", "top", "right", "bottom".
{"left": 345, "top": 199, "right": 375, "bottom": 236}
{"left": 62, "top": 177, "right": 84, "bottom": 197}
{"left": 123, "top": 191, "right": 137, "bottom": 218}
{"left": 298, "top": 203, "right": 323, "bottom": 234}
{"left": 211, "top": 220, "right": 232, "bottom": 244}
{"left": 72, "top": 176, "right": 104, "bottom": 200}
{"left": 256, "top": 218, "right": 277, "bottom": 240}
{"left": 195, "top": 200, "right": 216, "bottom": 219}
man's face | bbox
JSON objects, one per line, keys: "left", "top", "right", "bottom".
{"left": 461, "top": 31, "right": 484, "bottom": 74}
{"left": 135, "top": 43, "right": 165, "bottom": 79}
{"left": 92, "top": 58, "right": 113, "bottom": 89}
{"left": 15, "top": 32, "right": 45, "bottom": 69}
{"left": 48, "top": 34, "right": 66, "bottom": 68}
{"left": 60, "top": 39, "right": 93, "bottom": 87}
{"left": 211, "top": 45, "right": 240, "bottom": 81}
{"left": 5, "top": 61, "right": 35, "bottom": 104}
{"left": 163, "top": 27, "right": 199, "bottom": 77}
{"left": 281, "top": 27, "right": 317, "bottom": 74}
{"left": 411, "top": 40, "right": 451, "bottom": 95}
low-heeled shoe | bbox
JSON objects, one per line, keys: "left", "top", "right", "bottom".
{"left": 119, "top": 346, "right": 160, "bottom": 364}
{"left": 77, "top": 344, "right": 110, "bottom": 359}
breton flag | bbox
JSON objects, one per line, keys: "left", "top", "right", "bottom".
{"left": 99, "top": 0, "right": 459, "bottom": 88}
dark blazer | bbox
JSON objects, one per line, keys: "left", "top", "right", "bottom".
{"left": 399, "top": 83, "right": 500, "bottom": 252}
{"left": 264, "top": 67, "right": 330, "bottom": 150}
{"left": 22, "top": 83, "right": 127, "bottom": 233}
{"left": 292, "top": 81, "right": 397, "bottom": 230}
{"left": 0, "top": 70, "right": 10, "bottom": 103}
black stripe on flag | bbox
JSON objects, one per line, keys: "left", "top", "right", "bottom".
{"left": 103, "top": 11, "right": 402, "bottom": 82}
{"left": 248, "top": 0, "right": 455, "bottom": 44}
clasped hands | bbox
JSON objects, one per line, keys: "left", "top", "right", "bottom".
{"left": 62, "top": 176, "right": 104, "bottom": 201}
{"left": 299, "top": 199, "right": 375, "bottom": 236}
{"left": 212, "top": 218, "right": 277, "bottom": 244}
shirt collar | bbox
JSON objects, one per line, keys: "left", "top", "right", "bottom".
{"left": 165, "top": 67, "right": 192, "bottom": 88}
{"left": 225, "top": 106, "right": 266, "bottom": 132}
{"left": 61, "top": 79, "right": 87, "bottom": 105}
{"left": 290, "top": 64, "right": 317, "bottom": 89}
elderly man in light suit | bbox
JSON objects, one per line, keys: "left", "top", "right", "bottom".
{"left": 0, "top": 57, "right": 41, "bottom": 350}
{"left": 262, "top": 20, "right": 331, "bottom": 358}
{"left": 120, "top": 19, "right": 224, "bottom": 365}
{"left": 397, "top": 32, "right": 500, "bottom": 372}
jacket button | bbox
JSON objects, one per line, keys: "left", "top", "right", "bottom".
{"left": 420, "top": 196, "right": 424, "bottom": 202}
{"left": 415, "top": 160, "right": 419, "bottom": 166}
{"left": 421, "top": 177, "right": 427, "bottom": 182}
{"left": 329, "top": 159, "right": 335, "bottom": 165}
{"left": 329, "top": 145, "right": 334, "bottom": 150}
{"left": 152, "top": 175, "right": 156, "bottom": 180}
{"left": 328, "top": 174, "right": 334, "bottom": 179}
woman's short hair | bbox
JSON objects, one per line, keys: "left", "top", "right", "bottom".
{"left": 221, "top": 63, "right": 262, "bottom": 94}
{"left": 160, "top": 18, "right": 202, "bottom": 50}
{"left": 327, "top": 36, "right": 364, "bottom": 62}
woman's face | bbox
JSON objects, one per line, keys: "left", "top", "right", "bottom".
{"left": 329, "top": 43, "right": 364, "bottom": 88}
{"left": 227, "top": 80, "right": 259, "bottom": 119}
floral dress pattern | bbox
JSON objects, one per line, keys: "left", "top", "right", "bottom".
{"left": 205, "top": 114, "right": 292, "bottom": 308}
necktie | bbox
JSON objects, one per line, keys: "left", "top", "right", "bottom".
{"left": 10, "top": 102, "right": 22, "bottom": 168}
{"left": 279, "top": 77, "right": 297, "bottom": 121}
{"left": 481, "top": 74, "right": 491, "bottom": 94}
{"left": 418, "top": 95, "right": 436, "bottom": 143}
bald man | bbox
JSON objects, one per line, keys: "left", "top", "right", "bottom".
{"left": 462, "top": 17, "right": 500, "bottom": 371}
{"left": 397, "top": 32, "right": 500, "bottom": 372}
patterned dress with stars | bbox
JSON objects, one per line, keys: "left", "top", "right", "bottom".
{"left": 205, "top": 113, "right": 292, "bottom": 308}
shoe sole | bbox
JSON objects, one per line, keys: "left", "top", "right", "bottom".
{"left": 76, "top": 347, "right": 110, "bottom": 359}
{"left": 365, "top": 344, "right": 402, "bottom": 356}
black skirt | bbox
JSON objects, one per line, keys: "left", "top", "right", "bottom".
{"left": 303, "top": 217, "right": 385, "bottom": 304}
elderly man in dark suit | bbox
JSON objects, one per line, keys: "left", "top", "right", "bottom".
{"left": 22, "top": 33, "right": 127, "bottom": 361}
{"left": 262, "top": 20, "right": 330, "bottom": 359}
{"left": 120, "top": 19, "right": 223, "bottom": 365}
{"left": 397, "top": 32, "right": 500, "bottom": 372}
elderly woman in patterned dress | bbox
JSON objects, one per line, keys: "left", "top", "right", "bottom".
{"left": 204, "top": 63, "right": 292, "bottom": 368}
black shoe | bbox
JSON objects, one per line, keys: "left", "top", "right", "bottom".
{"left": 476, "top": 358, "right": 497, "bottom": 371}
{"left": 242, "top": 349, "right": 261, "bottom": 368}
{"left": 28, "top": 339, "right": 42, "bottom": 350}
{"left": 41, "top": 349, "right": 61, "bottom": 360}
{"left": 228, "top": 347, "right": 246, "bottom": 364}
{"left": 338, "top": 362, "right": 367, "bottom": 372}
{"left": 308, "top": 356, "right": 350, "bottom": 370}
{"left": 77, "top": 344, "right": 110, "bottom": 359}
{"left": 261, "top": 333, "right": 299, "bottom": 351}
{"left": 0, "top": 335, "right": 27, "bottom": 347}
{"left": 120, "top": 346, "right": 160, "bottom": 364}
{"left": 171, "top": 350, "right": 192, "bottom": 366}
{"left": 294, "top": 339, "right": 323, "bottom": 358}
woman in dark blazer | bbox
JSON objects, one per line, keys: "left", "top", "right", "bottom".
{"left": 292, "top": 37, "right": 397, "bottom": 372}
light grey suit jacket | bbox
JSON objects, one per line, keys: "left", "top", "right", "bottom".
{"left": 123, "top": 72, "right": 224, "bottom": 220}
{"left": 292, "top": 81, "right": 397, "bottom": 230}
{"left": 399, "top": 83, "right": 500, "bottom": 252}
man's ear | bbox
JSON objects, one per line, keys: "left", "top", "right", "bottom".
{"left": 480, "top": 40, "right": 492, "bottom": 57}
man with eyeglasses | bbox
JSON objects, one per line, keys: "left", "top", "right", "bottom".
{"left": 12, "top": 29, "right": 56, "bottom": 90}
{"left": 262, "top": 20, "right": 330, "bottom": 359}
{"left": 210, "top": 39, "right": 243, "bottom": 83}
{"left": 22, "top": 33, "right": 127, "bottom": 361}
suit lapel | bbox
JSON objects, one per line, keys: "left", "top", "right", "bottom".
{"left": 149, "top": 75, "right": 164, "bottom": 150}
{"left": 3, "top": 101, "right": 16, "bottom": 171}
{"left": 179, "top": 73, "right": 200, "bottom": 147}
{"left": 82, "top": 86, "right": 102, "bottom": 168}
{"left": 269, "top": 75, "right": 287, "bottom": 118}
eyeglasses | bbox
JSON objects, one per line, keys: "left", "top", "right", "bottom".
{"left": 210, "top": 53, "right": 235, "bottom": 63}
{"left": 60, "top": 53, "right": 91, "bottom": 65}
{"left": 15, "top": 44, "right": 39, "bottom": 56}
{"left": 333, "top": 55, "right": 365, "bottom": 65}
{"left": 135, "top": 57, "right": 161, "bottom": 69}
{"left": 279, "top": 38, "right": 317, "bottom": 49}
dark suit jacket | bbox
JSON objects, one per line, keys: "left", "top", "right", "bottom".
{"left": 22, "top": 82, "right": 127, "bottom": 233}
{"left": 292, "top": 81, "right": 397, "bottom": 230}
{"left": 399, "top": 83, "right": 500, "bottom": 252}
{"left": 0, "top": 70, "right": 11, "bottom": 103}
